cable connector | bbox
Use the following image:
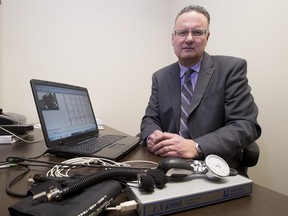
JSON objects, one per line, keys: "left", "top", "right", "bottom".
{"left": 106, "top": 200, "right": 138, "bottom": 212}
{"left": 0, "top": 163, "right": 17, "bottom": 169}
{"left": 33, "top": 187, "right": 62, "bottom": 202}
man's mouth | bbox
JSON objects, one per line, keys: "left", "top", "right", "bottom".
{"left": 182, "top": 47, "right": 194, "bottom": 50}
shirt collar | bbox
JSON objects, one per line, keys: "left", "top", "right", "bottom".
{"left": 179, "top": 57, "right": 202, "bottom": 78}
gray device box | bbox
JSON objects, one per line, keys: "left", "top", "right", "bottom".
{"left": 127, "top": 175, "right": 253, "bottom": 216}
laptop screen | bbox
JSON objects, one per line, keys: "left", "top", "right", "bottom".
{"left": 31, "top": 80, "right": 98, "bottom": 146}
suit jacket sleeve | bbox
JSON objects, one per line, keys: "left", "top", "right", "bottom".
{"left": 140, "top": 63, "right": 181, "bottom": 141}
{"left": 191, "top": 55, "right": 261, "bottom": 166}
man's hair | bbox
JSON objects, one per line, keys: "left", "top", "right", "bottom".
{"left": 175, "top": 5, "right": 210, "bottom": 27}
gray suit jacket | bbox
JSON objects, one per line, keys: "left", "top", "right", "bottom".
{"left": 140, "top": 52, "right": 261, "bottom": 169}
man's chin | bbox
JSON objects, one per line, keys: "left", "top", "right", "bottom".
{"left": 181, "top": 55, "right": 197, "bottom": 61}
{"left": 179, "top": 56, "right": 201, "bottom": 66}
{"left": 180, "top": 51, "right": 196, "bottom": 58}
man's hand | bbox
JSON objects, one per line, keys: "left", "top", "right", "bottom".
{"left": 146, "top": 130, "right": 164, "bottom": 153}
{"left": 147, "top": 131, "right": 200, "bottom": 159}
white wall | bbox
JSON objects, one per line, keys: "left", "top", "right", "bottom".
{"left": 1, "top": 0, "right": 288, "bottom": 196}
{"left": 2, "top": 0, "right": 170, "bottom": 135}
{"left": 0, "top": 2, "right": 3, "bottom": 107}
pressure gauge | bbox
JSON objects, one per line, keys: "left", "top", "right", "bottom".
{"left": 205, "top": 154, "right": 230, "bottom": 180}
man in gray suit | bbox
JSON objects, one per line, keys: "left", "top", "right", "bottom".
{"left": 140, "top": 5, "right": 261, "bottom": 176}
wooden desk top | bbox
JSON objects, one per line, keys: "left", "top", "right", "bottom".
{"left": 1, "top": 127, "right": 288, "bottom": 216}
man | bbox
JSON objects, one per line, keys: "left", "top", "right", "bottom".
{"left": 140, "top": 5, "right": 261, "bottom": 176}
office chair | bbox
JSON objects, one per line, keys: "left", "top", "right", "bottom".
{"left": 241, "top": 141, "right": 260, "bottom": 168}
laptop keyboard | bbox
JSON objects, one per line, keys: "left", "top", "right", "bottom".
{"left": 67, "top": 135, "right": 126, "bottom": 154}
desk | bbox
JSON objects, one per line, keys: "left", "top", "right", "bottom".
{"left": 1, "top": 127, "right": 288, "bottom": 216}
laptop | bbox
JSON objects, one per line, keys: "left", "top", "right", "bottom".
{"left": 30, "top": 79, "right": 140, "bottom": 160}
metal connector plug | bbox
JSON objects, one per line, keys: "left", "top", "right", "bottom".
{"left": 33, "top": 188, "right": 62, "bottom": 202}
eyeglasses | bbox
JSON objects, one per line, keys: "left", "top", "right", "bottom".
{"left": 174, "top": 29, "right": 207, "bottom": 38}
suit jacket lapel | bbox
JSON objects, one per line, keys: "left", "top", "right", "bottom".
{"left": 166, "top": 54, "right": 214, "bottom": 129}
{"left": 189, "top": 53, "right": 215, "bottom": 114}
{"left": 167, "top": 63, "right": 181, "bottom": 130}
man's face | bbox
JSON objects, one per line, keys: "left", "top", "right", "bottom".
{"left": 172, "top": 11, "right": 210, "bottom": 67}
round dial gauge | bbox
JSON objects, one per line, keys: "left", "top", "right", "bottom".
{"left": 205, "top": 154, "right": 230, "bottom": 177}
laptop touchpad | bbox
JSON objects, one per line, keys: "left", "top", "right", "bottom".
{"left": 109, "top": 143, "right": 125, "bottom": 149}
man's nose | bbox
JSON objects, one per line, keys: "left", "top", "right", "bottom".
{"left": 185, "top": 32, "right": 194, "bottom": 41}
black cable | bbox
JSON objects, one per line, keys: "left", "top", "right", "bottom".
{"left": 28, "top": 150, "right": 49, "bottom": 159}
{"left": 60, "top": 169, "right": 142, "bottom": 200}
{"left": 34, "top": 168, "right": 168, "bottom": 202}
{"left": 5, "top": 156, "right": 147, "bottom": 170}
{"left": 3, "top": 156, "right": 152, "bottom": 199}
{"left": 6, "top": 164, "right": 30, "bottom": 197}
{"left": 4, "top": 156, "right": 166, "bottom": 200}
{"left": 16, "top": 163, "right": 56, "bottom": 168}
{"left": 0, "top": 151, "right": 48, "bottom": 164}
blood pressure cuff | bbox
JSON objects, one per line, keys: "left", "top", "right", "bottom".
{"left": 8, "top": 180, "right": 122, "bottom": 216}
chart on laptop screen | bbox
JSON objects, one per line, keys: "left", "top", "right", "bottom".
{"left": 35, "top": 85, "right": 97, "bottom": 141}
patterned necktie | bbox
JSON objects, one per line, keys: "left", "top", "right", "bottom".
{"left": 179, "top": 69, "right": 194, "bottom": 138}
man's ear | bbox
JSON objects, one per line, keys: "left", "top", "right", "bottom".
{"left": 206, "top": 31, "right": 210, "bottom": 41}
{"left": 171, "top": 33, "right": 175, "bottom": 44}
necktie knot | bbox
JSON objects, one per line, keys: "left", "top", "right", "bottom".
{"left": 184, "top": 69, "right": 194, "bottom": 82}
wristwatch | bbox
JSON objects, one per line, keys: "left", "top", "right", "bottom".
{"left": 195, "top": 143, "right": 203, "bottom": 155}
